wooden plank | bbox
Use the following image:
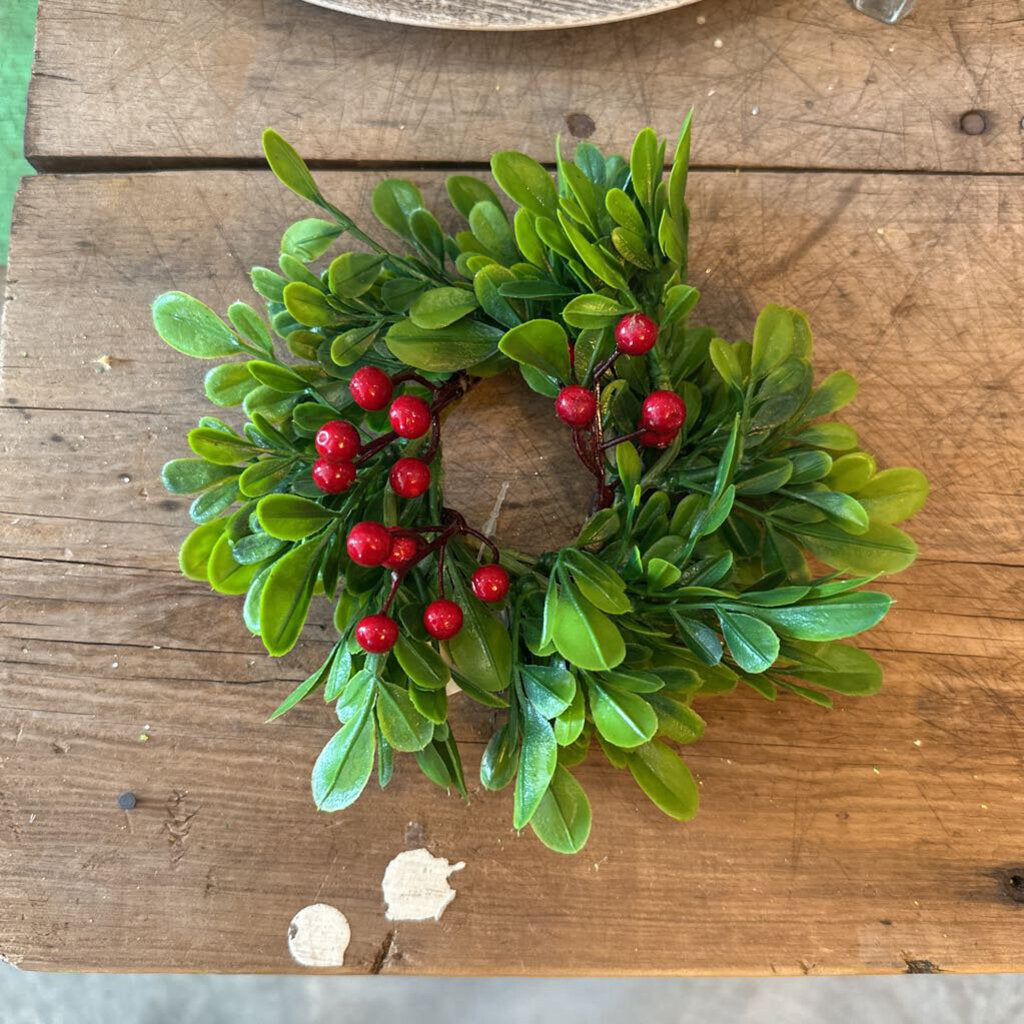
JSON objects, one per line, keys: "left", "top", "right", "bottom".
{"left": 2, "top": 167, "right": 1024, "bottom": 973}
{"left": 27, "top": 0, "right": 1024, "bottom": 172}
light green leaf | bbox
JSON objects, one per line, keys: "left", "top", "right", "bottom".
{"left": 490, "top": 151, "right": 558, "bottom": 220}
{"left": 804, "top": 370, "right": 859, "bottom": 419}
{"left": 748, "top": 591, "right": 891, "bottom": 641}
{"left": 521, "top": 664, "right": 576, "bottom": 718}
{"left": 282, "top": 281, "right": 340, "bottom": 328}
{"left": 529, "top": 766, "right": 592, "bottom": 854}
{"left": 263, "top": 129, "right": 321, "bottom": 204}
{"left": 386, "top": 318, "right": 502, "bottom": 372}
{"left": 163, "top": 459, "right": 239, "bottom": 495}
{"left": 371, "top": 179, "right": 424, "bottom": 240}
{"left": 311, "top": 704, "right": 376, "bottom": 811}
{"left": 257, "top": 494, "right": 333, "bottom": 540}
{"left": 207, "top": 533, "right": 264, "bottom": 595}
{"left": 513, "top": 700, "right": 557, "bottom": 829}
{"left": 717, "top": 609, "right": 779, "bottom": 673}
{"left": 410, "top": 286, "right": 478, "bottom": 329}
{"left": 152, "top": 291, "right": 240, "bottom": 359}
{"left": 281, "top": 218, "right": 343, "bottom": 262}
{"left": 328, "top": 252, "right": 383, "bottom": 298}
{"left": 784, "top": 641, "right": 883, "bottom": 696}
{"left": 587, "top": 679, "right": 657, "bottom": 748}
{"left": 446, "top": 175, "right": 504, "bottom": 221}
{"left": 498, "top": 319, "right": 571, "bottom": 382}
{"left": 259, "top": 539, "right": 323, "bottom": 656}
{"left": 794, "top": 520, "right": 917, "bottom": 575}
{"left": 627, "top": 740, "right": 699, "bottom": 820}
{"left": 376, "top": 681, "right": 432, "bottom": 752}
{"left": 554, "top": 685, "right": 586, "bottom": 746}
{"left": 551, "top": 582, "right": 626, "bottom": 671}
{"left": 855, "top": 467, "right": 929, "bottom": 525}
{"left": 751, "top": 304, "right": 795, "bottom": 379}
{"left": 178, "top": 519, "right": 225, "bottom": 581}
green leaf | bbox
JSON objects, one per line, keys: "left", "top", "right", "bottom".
{"left": 246, "top": 360, "right": 309, "bottom": 394}
{"left": 498, "top": 319, "right": 571, "bottom": 382}
{"left": 529, "top": 766, "right": 592, "bottom": 854}
{"left": 163, "top": 458, "right": 239, "bottom": 495}
{"left": 468, "top": 201, "right": 517, "bottom": 265}
{"left": 409, "top": 286, "right": 478, "bottom": 329}
{"left": 605, "top": 187, "right": 646, "bottom": 235}
{"left": 557, "top": 212, "right": 630, "bottom": 293}
{"left": 512, "top": 208, "right": 547, "bottom": 268}
{"left": 562, "top": 549, "right": 630, "bottom": 614}
{"left": 521, "top": 664, "right": 576, "bottom": 718}
{"left": 330, "top": 324, "right": 379, "bottom": 366}
{"left": 232, "top": 531, "right": 285, "bottom": 565}
{"left": 446, "top": 175, "right": 504, "bottom": 221}
{"left": 554, "top": 685, "right": 586, "bottom": 746}
{"left": 267, "top": 660, "right": 329, "bottom": 722}
{"left": 513, "top": 700, "right": 558, "bottom": 829}
{"left": 717, "top": 609, "right": 779, "bottom": 674}
{"left": 328, "top": 252, "right": 383, "bottom": 299}
{"left": 259, "top": 539, "right": 324, "bottom": 656}
{"left": 250, "top": 267, "right": 287, "bottom": 303}
{"left": 189, "top": 478, "right": 239, "bottom": 523}
{"left": 263, "top": 129, "right": 321, "bottom": 204}
{"left": 203, "top": 362, "right": 257, "bottom": 407}
{"left": 667, "top": 110, "right": 693, "bottom": 223}
{"left": 207, "top": 533, "right": 264, "bottom": 595}
{"left": 551, "top": 581, "right": 626, "bottom": 671}
{"left": 787, "top": 488, "right": 869, "bottom": 535}
{"left": 239, "top": 457, "right": 293, "bottom": 498}
{"left": 178, "top": 519, "right": 225, "bottom": 581}
{"left": 282, "top": 281, "right": 339, "bottom": 328}
{"left": 827, "top": 452, "right": 877, "bottom": 493}
{"left": 152, "top": 291, "right": 240, "bottom": 359}
{"left": 749, "top": 591, "right": 891, "bottom": 641}
{"left": 371, "top": 179, "right": 424, "bottom": 240}
{"left": 576, "top": 507, "right": 621, "bottom": 546}
{"left": 788, "top": 450, "right": 834, "bottom": 485}
{"left": 647, "top": 694, "right": 705, "bottom": 744}
{"left": 627, "top": 741, "right": 699, "bottom": 821}
{"left": 751, "top": 305, "right": 795, "bottom": 379}
{"left": 376, "top": 681, "right": 433, "bottom": 752}
{"left": 616, "top": 442, "right": 642, "bottom": 500}
{"left": 794, "top": 520, "right": 917, "bottom": 575}
{"left": 561, "top": 294, "right": 632, "bottom": 330}
{"left": 447, "top": 582, "right": 512, "bottom": 692}
{"left": 798, "top": 422, "right": 859, "bottom": 451}
{"left": 281, "top": 218, "right": 343, "bottom": 262}
{"left": 257, "top": 494, "right": 333, "bottom": 541}
{"left": 409, "top": 685, "right": 447, "bottom": 725}
{"left": 409, "top": 208, "right": 446, "bottom": 266}
{"left": 672, "top": 614, "right": 724, "bottom": 665}
{"left": 480, "top": 722, "right": 519, "bottom": 791}
{"left": 855, "top": 468, "right": 928, "bottom": 525}
{"left": 709, "top": 337, "right": 743, "bottom": 389}
{"left": 629, "top": 126, "right": 659, "bottom": 213}
{"left": 735, "top": 458, "right": 793, "bottom": 495}
{"left": 587, "top": 678, "right": 657, "bottom": 749}
{"left": 394, "top": 635, "right": 450, "bottom": 690}
{"left": 804, "top": 370, "right": 859, "bottom": 419}
{"left": 474, "top": 264, "right": 521, "bottom": 329}
{"left": 337, "top": 668, "right": 375, "bottom": 721}
{"left": 490, "top": 151, "right": 558, "bottom": 220}
{"left": 311, "top": 705, "right": 376, "bottom": 811}
{"left": 386, "top": 318, "right": 502, "bottom": 372}
{"left": 784, "top": 642, "right": 883, "bottom": 696}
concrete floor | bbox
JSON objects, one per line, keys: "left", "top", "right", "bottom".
{"left": 1, "top": 972, "right": 1024, "bottom": 1023}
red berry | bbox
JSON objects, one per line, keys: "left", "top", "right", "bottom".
{"left": 384, "top": 533, "right": 421, "bottom": 570}
{"left": 355, "top": 613, "right": 399, "bottom": 653}
{"left": 423, "top": 599, "right": 463, "bottom": 640}
{"left": 389, "top": 457, "right": 431, "bottom": 499}
{"left": 315, "top": 419, "right": 360, "bottom": 461}
{"left": 471, "top": 564, "right": 510, "bottom": 603}
{"left": 346, "top": 521, "right": 393, "bottom": 566}
{"left": 389, "top": 395, "right": 432, "bottom": 439}
{"left": 555, "top": 386, "right": 597, "bottom": 427}
{"left": 312, "top": 458, "right": 356, "bottom": 494}
{"left": 615, "top": 313, "right": 658, "bottom": 355}
{"left": 349, "top": 367, "right": 393, "bottom": 411}
{"left": 639, "top": 428, "right": 676, "bottom": 449}
{"left": 641, "top": 391, "right": 687, "bottom": 434}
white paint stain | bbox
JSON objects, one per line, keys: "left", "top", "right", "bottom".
{"left": 382, "top": 848, "right": 464, "bottom": 922}
{"left": 288, "top": 903, "right": 351, "bottom": 968}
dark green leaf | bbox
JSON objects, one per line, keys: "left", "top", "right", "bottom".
{"left": 394, "top": 635, "right": 450, "bottom": 690}
{"left": 376, "top": 681, "right": 432, "bottom": 752}
{"left": 259, "top": 539, "right": 324, "bottom": 656}
{"left": 717, "top": 609, "right": 779, "bottom": 673}
{"left": 480, "top": 721, "right": 519, "bottom": 791}
{"left": 747, "top": 591, "right": 891, "bottom": 641}
{"left": 163, "top": 458, "right": 239, "bottom": 495}
{"left": 521, "top": 664, "right": 576, "bottom": 718}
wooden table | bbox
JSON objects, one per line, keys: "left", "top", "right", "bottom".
{"left": 2, "top": 0, "right": 1023, "bottom": 975}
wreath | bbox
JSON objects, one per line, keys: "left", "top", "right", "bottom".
{"left": 153, "top": 118, "right": 927, "bottom": 854}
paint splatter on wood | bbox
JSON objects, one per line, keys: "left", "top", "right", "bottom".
{"left": 287, "top": 903, "right": 351, "bottom": 968}
{"left": 382, "top": 848, "right": 465, "bottom": 921}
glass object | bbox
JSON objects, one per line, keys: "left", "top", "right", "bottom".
{"left": 851, "top": 0, "right": 917, "bottom": 23}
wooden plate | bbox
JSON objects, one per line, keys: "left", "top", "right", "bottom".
{"left": 298, "top": 0, "right": 703, "bottom": 32}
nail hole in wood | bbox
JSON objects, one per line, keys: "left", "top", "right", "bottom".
{"left": 1006, "top": 873, "right": 1024, "bottom": 903}
{"left": 565, "top": 113, "right": 596, "bottom": 138}
{"left": 959, "top": 110, "right": 987, "bottom": 135}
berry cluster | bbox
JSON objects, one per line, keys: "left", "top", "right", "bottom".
{"left": 311, "top": 366, "right": 435, "bottom": 499}
{"left": 554, "top": 315, "right": 687, "bottom": 501}
{"left": 346, "top": 519, "right": 510, "bottom": 652}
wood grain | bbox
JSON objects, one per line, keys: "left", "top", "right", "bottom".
{"left": 299, "top": 0, "right": 698, "bottom": 31}
{"left": 27, "top": 0, "right": 1024, "bottom": 173}
{"left": 2, "top": 168, "right": 1023, "bottom": 974}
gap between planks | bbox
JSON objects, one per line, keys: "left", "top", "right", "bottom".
{"left": 24, "top": 157, "right": 1024, "bottom": 180}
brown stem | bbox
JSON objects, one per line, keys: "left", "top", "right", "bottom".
{"left": 598, "top": 427, "right": 645, "bottom": 451}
